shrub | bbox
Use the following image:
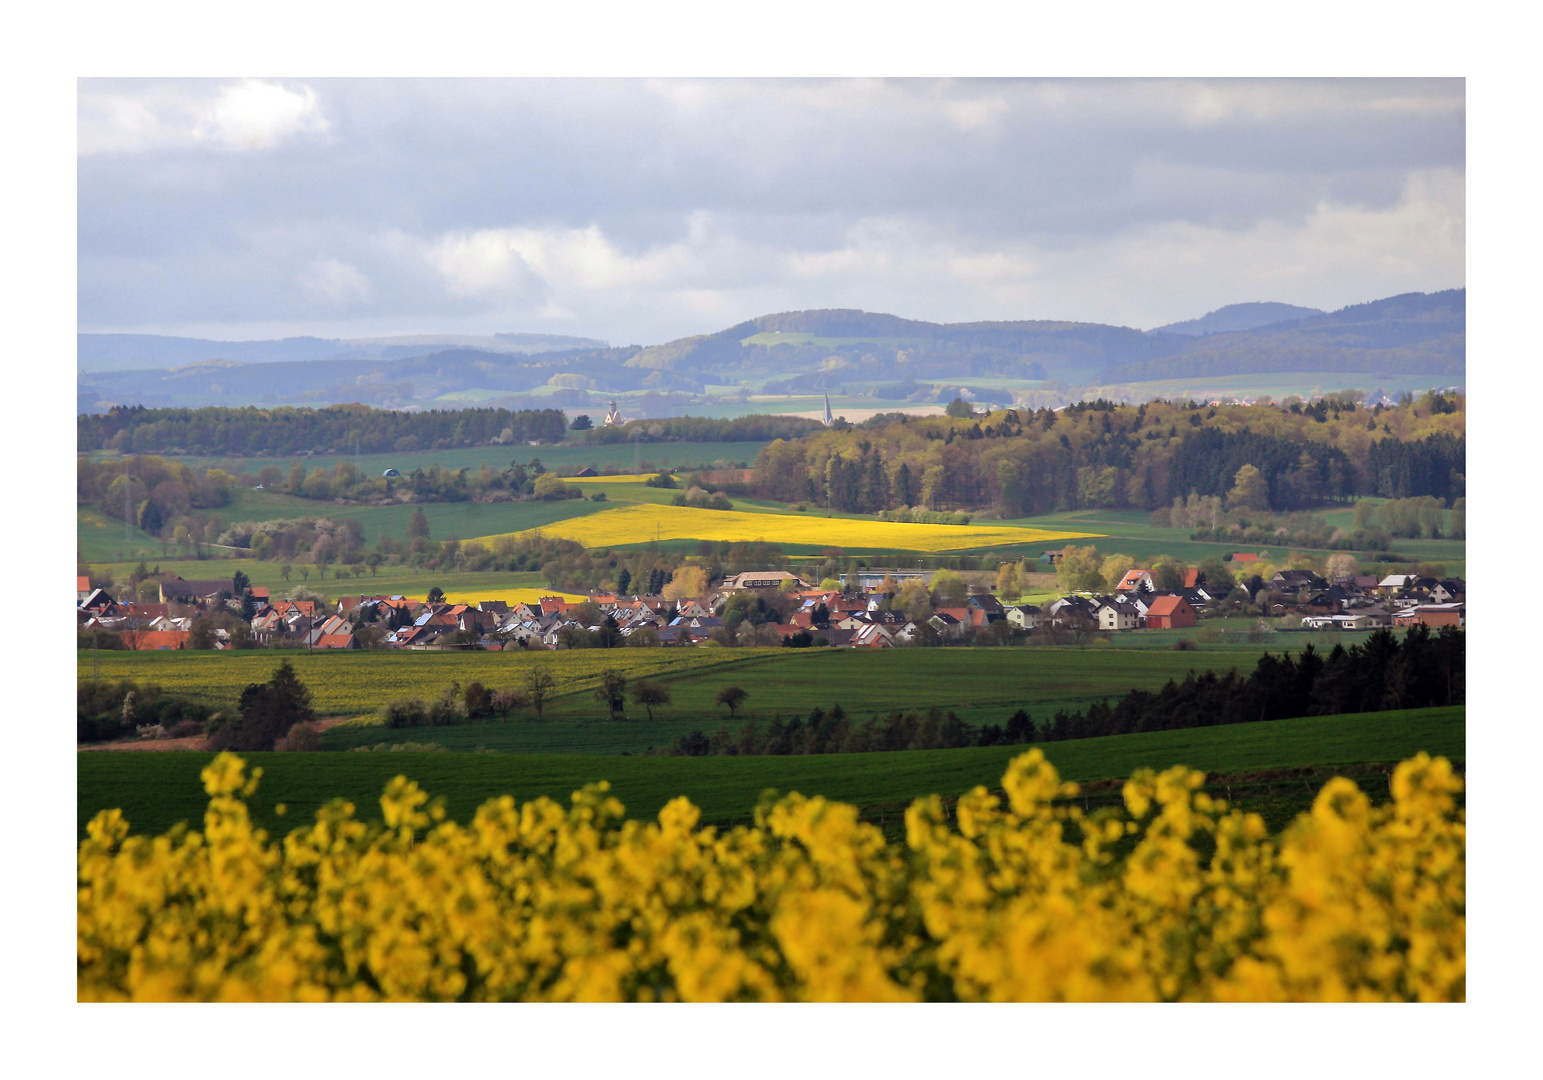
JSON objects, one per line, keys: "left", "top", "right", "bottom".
{"left": 464, "top": 681, "right": 494, "bottom": 719}
{"left": 381, "top": 698, "right": 429, "bottom": 729}
{"left": 77, "top": 750, "right": 1465, "bottom": 1001}
{"left": 274, "top": 722, "right": 320, "bottom": 752}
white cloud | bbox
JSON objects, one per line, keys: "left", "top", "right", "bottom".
{"left": 78, "top": 79, "right": 329, "bottom": 155}
{"left": 430, "top": 213, "right": 735, "bottom": 298}
{"left": 295, "top": 257, "right": 370, "bottom": 307}
{"left": 196, "top": 80, "right": 329, "bottom": 150}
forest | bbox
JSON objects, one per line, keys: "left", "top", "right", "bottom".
{"left": 77, "top": 404, "right": 570, "bottom": 456}
{"left": 751, "top": 393, "right": 1465, "bottom": 516}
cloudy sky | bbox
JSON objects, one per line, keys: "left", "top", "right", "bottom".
{"left": 78, "top": 78, "right": 1464, "bottom": 345}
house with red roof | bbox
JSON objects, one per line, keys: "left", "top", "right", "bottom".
{"left": 1115, "top": 569, "right": 1154, "bottom": 593}
{"left": 1143, "top": 595, "right": 1197, "bottom": 629}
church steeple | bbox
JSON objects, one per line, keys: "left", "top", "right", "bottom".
{"left": 822, "top": 390, "right": 834, "bottom": 427}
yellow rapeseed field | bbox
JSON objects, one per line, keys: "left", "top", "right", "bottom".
{"left": 473, "top": 503, "right": 1100, "bottom": 553}
{"left": 77, "top": 749, "right": 1463, "bottom": 1002}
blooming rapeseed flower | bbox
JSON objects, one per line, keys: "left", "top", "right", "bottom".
{"left": 76, "top": 750, "right": 1463, "bottom": 1001}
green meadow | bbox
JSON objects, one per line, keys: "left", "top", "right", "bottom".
{"left": 77, "top": 705, "right": 1465, "bottom": 840}
{"left": 81, "top": 641, "right": 1356, "bottom": 729}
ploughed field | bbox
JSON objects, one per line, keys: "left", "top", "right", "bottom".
{"left": 80, "top": 643, "right": 1346, "bottom": 730}
{"left": 77, "top": 705, "right": 1465, "bottom": 841}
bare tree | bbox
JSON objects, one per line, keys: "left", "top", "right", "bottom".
{"left": 524, "top": 666, "right": 557, "bottom": 721}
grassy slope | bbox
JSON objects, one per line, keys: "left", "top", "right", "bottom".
{"left": 77, "top": 705, "right": 1465, "bottom": 839}
{"left": 82, "top": 641, "right": 1346, "bottom": 728}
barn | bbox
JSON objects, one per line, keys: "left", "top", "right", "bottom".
{"left": 1143, "top": 595, "right": 1197, "bottom": 629}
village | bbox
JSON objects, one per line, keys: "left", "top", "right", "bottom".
{"left": 77, "top": 558, "right": 1466, "bottom": 653}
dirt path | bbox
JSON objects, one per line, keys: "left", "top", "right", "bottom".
{"left": 78, "top": 715, "right": 359, "bottom": 752}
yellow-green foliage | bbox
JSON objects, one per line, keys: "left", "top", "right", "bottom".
{"left": 77, "top": 750, "right": 1463, "bottom": 1001}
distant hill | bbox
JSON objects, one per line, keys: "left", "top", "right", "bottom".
{"left": 1151, "top": 302, "right": 1324, "bottom": 337}
{"left": 77, "top": 332, "right": 608, "bottom": 373}
{"left": 77, "top": 290, "right": 1463, "bottom": 412}
{"left": 1099, "top": 290, "right": 1465, "bottom": 383}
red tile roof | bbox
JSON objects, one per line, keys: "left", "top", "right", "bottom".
{"left": 1146, "top": 595, "right": 1191, "bottom": 617}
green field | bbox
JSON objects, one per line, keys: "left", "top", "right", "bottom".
{"left": 79, "top": 641, "right": 1364, "bottom": 729}
{"left": 77, "top": 705, "right": 1465, "bottom": 840}
{"left": 86, "top": 440, "right": 769, "bottom": 478}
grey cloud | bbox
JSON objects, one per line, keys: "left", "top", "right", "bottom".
{"left": 77, "top": 77, "right": 1464, "bottom": 343}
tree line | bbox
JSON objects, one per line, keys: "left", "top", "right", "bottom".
{"left": 752, "top": 395, "right": 1465, "bottom": 516}
{"left": 654, "top": 626, "right": 1463, "bottom": 757}
{"left": 78, "top": 403, "right": 569, "bottom": 455}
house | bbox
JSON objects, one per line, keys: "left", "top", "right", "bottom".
{"left": 1377, "top": 574, "right": 1420, "bottom": 596}
{"left": 1038, "top": 551, "right": 1065, "bottom": 565}
{"left": 1271, "top": 570, "right": 1327, "bottom": 593}
{"left": 1115, "top": 569, "right": 1155, "bottom": 594}
{"left": 1393, "top": 604, "right": 1465, "bottom": 628}
{"left": 966, "top": 593, "right": 1005, "bottom": 617}
{"left": 1005, "top": 604, "right": 1041, "bottom": 629}
{"left": 1430, "top": 579, "right": 1466, "bottom": 603}
{"left": 1182, "top": 568, "right": 1201, "bottom": 590}
{"left": 1230, "top": 553, "right": 1260, "bottom": 564}
{"left": 79, "top": 587, "right": 119, "bottom": 613}
{"left": 314, "top": 631, "right": 357, "bottom": 649}
{"left": 676, "top": 599, "right": 715, "bottom": 619}
{"left": 1143, "top": 595, "right": 1197, "bottom": 629}
{"left": 1094, "top": 597, "right": 1139, "bottom": 631}
{"left": 847, "top": 623, "right": 894, "bottom": 648}
{"left": 1047, "top": 595, "right": 1100, "bottom": 627}
{"left": 77, "top": 576, "right": 93, "bottom": 603}
{"left": 573, "top": 467, "right": 600, "bottom": 477}
{"left": 928, "top": 610, "right": 963, "bottom": 639}
{"left": 118, "top": 629, "right": 190, "bottom": 651}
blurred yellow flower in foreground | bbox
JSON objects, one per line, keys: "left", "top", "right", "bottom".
{"left": 77, "top": 750, "right": 1463, "bottom": 1002}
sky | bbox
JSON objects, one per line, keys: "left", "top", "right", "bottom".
{"left": 78, "top": 77, "right": 1465, "bottom": 346}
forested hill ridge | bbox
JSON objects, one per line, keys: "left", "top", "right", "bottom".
{"left": 1150, "top": 302, "right": 1325, "bottom": 337}
{"left": 1097, "top": 290, "right": 1465, "bottom": 383}
{"left": 77, "top": 405, "right": 822, "bottom": 457}
{"left": 78, "top": 289, "right": 1462, "bottom": 414}
{"left": 635, "top": 290, "right": 1463, "bottom": 388}
{"left": 77, "top": 332, "right": 609, "bottom": 373}
{"left": 752, "top": 392, "right": 1465, "bottom": 517}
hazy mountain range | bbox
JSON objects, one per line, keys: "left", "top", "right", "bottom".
{"left": 77, "top": 332, "right": 608, "bottom": 373}
{"left": 77, "top": 289, "right": 1463, "bottom": 413}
